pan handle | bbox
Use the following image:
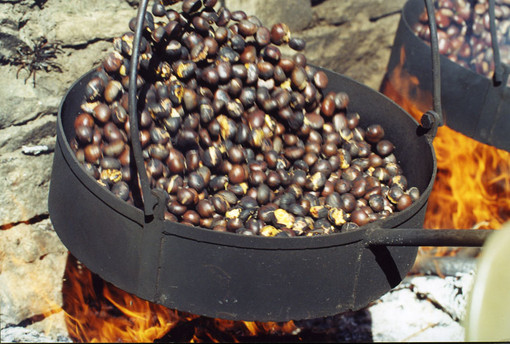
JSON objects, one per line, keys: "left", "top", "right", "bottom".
{"left": 365, "top": 228, "right": 493, "bottom": 247}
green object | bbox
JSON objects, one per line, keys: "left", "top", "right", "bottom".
{"left": 465, "top": 223, "right": 510, "bottom": 341}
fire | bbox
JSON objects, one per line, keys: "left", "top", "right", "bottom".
{"left": 60, "top": 46, "right": 510, "bottom": 344}
{"left": 427, "top": 125, "right": 510, "bottom": 231}
{"left": 382, "top": 47, "right": 510, "bottom": 236}
{"left": 62, "top": 255, "right": 180, "bottom": 343}
{"left": 62, "top": 255, "right": 299, "bottom": 342}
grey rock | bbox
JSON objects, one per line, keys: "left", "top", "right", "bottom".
{"left": 0, "top": 0, "right": 136, "bottom": 130}
{"left": 53, "top": 8, "right": 135, "bottom": 46}
{"left": 58, "top": 40, "right": 115, "bottom": 81}
{"left": 0, "top": 49, "right": 114, "bottom": 131}
{"left": 0, "top": 149, "right": 54, "bottom": 225}
{"left": 0, "top": 32, "right": 29, "bottom": 63}
{"left": 0, "top": 115, "right": 56, "bottom": 156}
{"left": 226, "top": 0, "right": 313, "bottom": 32}
{"left": 0, "top": 114, "right": 57, "bottom": 228}
{"left": 0, "top": 219, "right": 68, "bottom": 329}
{"left": 299, "top": 0, "right": 407, "bottom": 90}
{"left": 14, "top": 0, "right": 134, "bottom": 45}
{"left": 0, "top": 66, "right": 62, "bottom": 130}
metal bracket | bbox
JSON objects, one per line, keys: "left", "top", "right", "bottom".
{"left": 151, "top": 188, "right": 168, "bottom": 222}
{"left": 420, "top": 0, "right": 444, "bottom": 143}
{"left": 421, "top": 110, "right": 441, "bottom": 142}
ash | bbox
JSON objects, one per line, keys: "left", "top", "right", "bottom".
{"left": 0, "top": 326, "right": 72, "bottom": 343}
{"left": 369, "top": 271, "right": 475, "bottom": 342}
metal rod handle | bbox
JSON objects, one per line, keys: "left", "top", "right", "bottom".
{"left": 488, "top": 0, "right": 505, "bottom": 86}
{"left": 129, "top": 0, "right": 154, "bottom": 218}
{"left": 366, "top": 228, "right": 493, "bottom": 247}
{"left": 425, "top": 0, "right": 444, "bottom": 132}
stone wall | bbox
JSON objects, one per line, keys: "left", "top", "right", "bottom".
{"left": 1, "top": 1, "right": 140, "bottom": 341}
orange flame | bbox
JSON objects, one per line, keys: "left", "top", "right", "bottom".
{"left": 63, "top": 256, "right": 180, "bottom": 342}
{"left": 381, "top": 47, "right": 510, "bottom": 236}
{"left": 62, "top": 255, "right": 298, "bottom": 342}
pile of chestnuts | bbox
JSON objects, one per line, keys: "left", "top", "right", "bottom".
{"left": 413, "top": 0, "right": 510, "bottom": 86}
{"left": 70, "top": 0, "right": 421, "bottom": 237}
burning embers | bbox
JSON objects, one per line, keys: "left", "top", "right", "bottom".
{"left": 69, "top": 0, "right": 422, "bottom": 237}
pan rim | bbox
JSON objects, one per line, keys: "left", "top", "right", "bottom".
{"left": 55, "top": 67, "right": 436, "bottom": 250}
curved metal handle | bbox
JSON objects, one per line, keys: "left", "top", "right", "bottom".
{"left": 488, "top": 0, "right": 510, "bottom": 86}
{"left": 129, "top": 0, "right": 155, "bottom": 218}
{"left": 421, "top": 0, "right": 444, "bottom": 141}
{"left": 128, "top": 0, "right": 446, "bottom": 215}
